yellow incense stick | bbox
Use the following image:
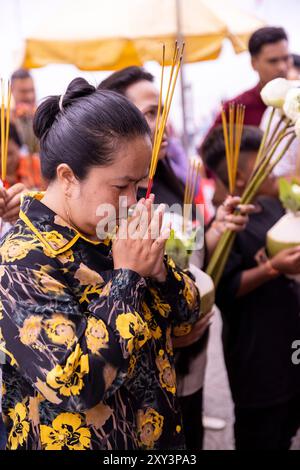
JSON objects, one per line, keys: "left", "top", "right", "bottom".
{"left": 1, "top": 80, "right": 5, "bottom": 182}
{"left": 146, "top": 42, "right": 184, "bottom": 197}
{"left": 0, "top": 79, "right": 12, "bottom": 183}
{"left": 183, "top": 158, "right": 201, "bottom": 231}
{"left": 221, "top": 103, "right": 245, "bottom": 195}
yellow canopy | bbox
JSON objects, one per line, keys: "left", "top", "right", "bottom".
{"left": 22, "top": 0, "right": 264, "bottom": 70}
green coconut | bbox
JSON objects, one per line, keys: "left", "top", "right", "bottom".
{"left": 267, "top": 212, "right": 300, "bottom": 256}
{"left": 267, "top": 212, "right": 300, "bottom": 283}
{"left": 267, "top": 179, "right": 300, "bottom": 280}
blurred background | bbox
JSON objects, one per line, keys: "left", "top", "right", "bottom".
{"left": 1, "top": 0, "right": 300, "bottom": 147}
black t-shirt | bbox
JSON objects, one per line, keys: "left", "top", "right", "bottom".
{"left": 217, "top": 196, "right": 300, "bottom": 408}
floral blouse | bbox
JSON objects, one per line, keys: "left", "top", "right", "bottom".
{"left": 0, "top": 193, "right": 200, "bottom": 450}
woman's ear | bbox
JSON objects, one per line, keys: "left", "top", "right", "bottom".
{"left": 56, "top": 164, "right": 77, "bottom": 196}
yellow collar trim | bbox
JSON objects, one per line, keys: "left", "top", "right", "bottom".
{"left": 19, "top": 192, "right": 104, "bottom": 256}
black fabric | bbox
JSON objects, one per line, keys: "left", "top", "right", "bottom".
{"left": 0, "top": 414, "right": 6, "bottom": 450}
{"left": 217, "top": 196, "right": 300, "bottom": 408}
{"left": 234, "top": 394, "right": 300, "bottom": 450}
{"left": 179, "top": 387, "right": 204, "bottom": 450}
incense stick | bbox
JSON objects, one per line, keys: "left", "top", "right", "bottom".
{"left": 221, "top": 103, "right": 245, "bottom": 195}
{"left": 0, "top": 78, "right": 12, "bottom": 184}
{"left": 183, "top": 158, "right": 201, "bottom": 232}
{"left": 146, "top": 42, "right": 185, "bottom": 198}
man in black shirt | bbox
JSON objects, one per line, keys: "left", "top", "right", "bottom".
{"left": 202, "top": 126, "right": 300, "bottom": 450}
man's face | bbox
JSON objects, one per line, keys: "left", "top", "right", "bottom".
{"left": 12, "top": 77, "right": 36, "bottom": 108}
{"left": 125, "top": 80, "right": 168, "bottom": 160}
{"left": 251, "top": 40, "right": 292, "bottom": 86}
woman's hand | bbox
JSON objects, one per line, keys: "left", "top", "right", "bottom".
{"left": 213, "top": 195, "right": 256, "bottom": 234}
{"left": 0, "top": 187, "right": 8, "bottom": 218}
{"left": 112, "top": 195, "right": 171, "bottom": 281}
{"left": 172, "top": 309, "right": 215, "bottom": 349}
{"left": 2, "top": 183, "right": 26, "bottom": 224}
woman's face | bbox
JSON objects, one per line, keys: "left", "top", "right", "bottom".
{"left": 125, "top": 80, "right": 168, "bottom": 160}
{"left": 61, "top": 135, "right": 152, "bottom": 239}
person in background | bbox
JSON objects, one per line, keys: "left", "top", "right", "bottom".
{"left": 288, "top": 53, "right": 300, "bottom": 80}
{"left": 99, "top": 67, "right": 255, "bottom": 449}
{"left": 11, "top": 69, "right": 42, "bottom": 189}
{"left": 259, "top": 52, "right": 300, "bottom": 181}
{"left": 209, "top": 26, "right": 292, "bottom": 130}
{"left": 202, "top": 125, "right": 300, "bottom": 450}
{"left": 200, "top": 27, "right": 292, "bottom": 207}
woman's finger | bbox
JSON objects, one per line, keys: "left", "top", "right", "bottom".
{"left": 144, "top": 203, "right": 165, "bottom": 242}
{"left": 225, "top": 214, "right": 249, "bottom": 225}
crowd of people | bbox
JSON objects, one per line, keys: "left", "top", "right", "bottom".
{"left": 0, "top": 25, "right": 300, "bottom": 451}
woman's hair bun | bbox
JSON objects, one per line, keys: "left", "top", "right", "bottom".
{"left": 33, "top": 77, "right": 96, "bottom": 139}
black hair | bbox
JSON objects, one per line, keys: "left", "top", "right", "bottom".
{"left": 201, "top": 125, "right": 263, "bottom": 185}
{"left": 99, "top": 66, "right": 154, "bottom": 96}
{"left": 0, "top": 122, "right": 22, "bottom": 148}
{"left": 11, "top": 68, "right": 32, "bottom": 82}
{"left": 33, "top": 77, "right": 151, "bottom": 181}
{"left": 248, "top": 27, "right": 288, "bottom": 57}
{"left": 292, "top": 53, "right": 300, "bottom": 69}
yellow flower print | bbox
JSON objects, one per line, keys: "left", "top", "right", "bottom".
{"left": 19, "top": 315, "right": 42, "bottom": 346}
{"left": 142, "top": 302, "right": 162, "bottom": 340}
{"left": 7, "top": 402, "right": 30, "bottom": 450}
{"left": 44, "top": 313, "right": 76, "bottom": 347}
{"left": 115, "top": 312, "right": 150, "bottom": 354}
{"left": 128, "top": 354, "right": 137, "bottom": 378}
{"left": 156, "top": 351, "right": 176, "bottom": 395}
{"left": 40, "top": 413, "right": 91, "bottom": 450}
{"left": 74, "top": 263, "right": 104, "bottom": 286}
{"left": 79, "top": 281, "right": 111, "bottom": 304}
{"left": 1, "top": 236, "right": 36, "bottom": 263}
{"left": 137, "top": 408, "right": 164, "bottom": 449}
{"left": 57, "top": 249, "right": 75, "bottom": 264}
{"left": 46, "top": 344, "right": 89, "bottom": 397}
{"left": 34, "top": 267, "right": 66, "bottom": 295}
{"left": 86, "top": 317, "right": 109, "bottom": 354}
{"left": 41, "top": 231, "right": 69, "bottom": 257}
{"left": 182, "top": 273, "right": 197, "bottom": 309}
{"left": 167, "top": 257, "right": 176, "bottom": 269}
{"left": 172, "top": 323, "right": 192, "bottom": 337}
{"left": 150, "top": 288, "right": 171, "bottom": 318}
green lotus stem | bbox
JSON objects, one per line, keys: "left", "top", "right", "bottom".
{"left": 253, "top": 106, "right": 275, "bottom": 170}
{"left": 213, "top": 236, "right": 236, "bottom": 287}
{"left": 248, "top": 120, "right": 291, "bottom": 185}
{"left": 206, "top": 130, "right": 296, "bottom": 284}
{"left": 241, "top": 127, "right": 293, "bottom": 205}
{"left": 264, "top": 114, "right": 288, "bottom": 153}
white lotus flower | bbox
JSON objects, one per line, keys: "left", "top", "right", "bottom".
{"left": 283, "top": 87, "right": 300, "bottom": 123}
{"left": 260, "top": 78, "right": 293, "bottom": 108}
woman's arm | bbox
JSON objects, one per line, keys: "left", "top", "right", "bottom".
{"left": 0, "top": 264, "right": 149, "bottom": 412}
